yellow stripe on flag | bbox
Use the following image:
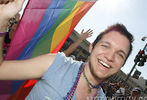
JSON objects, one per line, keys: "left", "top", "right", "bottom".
{"left": 50, "top": 1, "right": 84, "bottom": 52}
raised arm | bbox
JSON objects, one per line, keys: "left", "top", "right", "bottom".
{"left": 64, "top": 29, "right": 93, "bottom": 56}
{"left": 0, "top": 0, "right": 56, "bottom": 80}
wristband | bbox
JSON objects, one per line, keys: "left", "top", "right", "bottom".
{"left": 0, "top": 32, "right": 7, "bottom": 36}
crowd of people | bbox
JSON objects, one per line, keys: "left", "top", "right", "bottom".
{"left": 102, "top": 81, "right": 141, "bottom": 100}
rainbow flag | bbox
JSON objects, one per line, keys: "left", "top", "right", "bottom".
{"left": 0, "top": 0, "right": 96, "bottom": 100}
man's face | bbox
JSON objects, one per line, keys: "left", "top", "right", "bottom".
{"left": 88, "top": 31, "right": 130, "bottom": 80}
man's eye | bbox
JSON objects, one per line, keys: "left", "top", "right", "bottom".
{"left": 101, "top": 45, "right": 108, "bottom": 48}
{"left": 117, "top": 53, "right": 124, "bottom": 59}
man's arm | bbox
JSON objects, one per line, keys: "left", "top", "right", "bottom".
{"left": 0, "top": 0, "right": 56, "bottom": 80}
{"left": 0, "top": 54, "right": 56, "bottom": 80}
{"left": 64, "top": 29, "right": 93, "bottom": 56}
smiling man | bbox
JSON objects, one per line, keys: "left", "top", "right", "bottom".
{"left": 76, "top": 24, "right": 133, "bottom": 99}
{"left": 0, "top": 0, "right": 134, "bottom": 100}
{"left": 88, "top": 30, "right": 131, "bottom": 81}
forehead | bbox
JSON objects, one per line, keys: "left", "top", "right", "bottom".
{"left": 99, "top": 31, "right": 130, "bottom": 54}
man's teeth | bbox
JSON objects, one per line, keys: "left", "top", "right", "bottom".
{"left": 99, "top": 60, "right": 110, "bottom": 68}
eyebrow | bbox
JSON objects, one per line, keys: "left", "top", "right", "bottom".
{"left": 99, "top": 41, "right": 110, "bottom": 45}
{"left": 99, "top": 41, "right": 127, "bottom": 57}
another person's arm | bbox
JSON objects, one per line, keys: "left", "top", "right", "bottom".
{"left": 0, "top": 0, "right": 56, "bottom": 80}
{"left": 64, "top": 29, "right": 93, "bottom": 56}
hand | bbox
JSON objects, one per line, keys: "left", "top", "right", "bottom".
{"left": 0, "top": 0, "right": 14, "bottom": 4}
{"left": 0, "top": 0, "right": 24, "bottom": 20}
{"left": 80, "top": 29, "right": 93, "bottom": 40}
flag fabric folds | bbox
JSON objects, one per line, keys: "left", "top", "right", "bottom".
{"left": 0, "top": 0, "right": 96, "bottom": 100}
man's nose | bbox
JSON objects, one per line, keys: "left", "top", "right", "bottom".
{"left": 105, "top": 51, "right": 115, "bottom": 62}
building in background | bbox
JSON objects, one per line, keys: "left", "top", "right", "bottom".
{"left": 61, "top": 30, "right": 90, "bottom": 61}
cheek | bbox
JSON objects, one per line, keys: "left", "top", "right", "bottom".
{"left": 115, "top": 59, "right": 125, "bottom": 69}
{"left": 89, "top": 54, "right": 96, "bottom": 64}
{"left": 91, "top": 47, "right": 105, "bottom": 57}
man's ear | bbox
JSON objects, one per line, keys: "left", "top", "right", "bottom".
{"left": 89, "top": 43, "right": 93, "bottom": 53}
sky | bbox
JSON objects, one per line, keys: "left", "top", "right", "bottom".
{"left": 21, "top": 0, "right": 147, "bottom": 79}
{"left": 75, "top": 0, "right": 147, "bottom": 79}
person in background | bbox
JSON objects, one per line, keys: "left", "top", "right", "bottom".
{"left": 8, "top": 13, "right": 20, "bottom": 39}
{"left": 3, "top": 13, "right": 20, "bottom": 56}
{"left": 129, "top": 87, "right": 141, "bottom": 100}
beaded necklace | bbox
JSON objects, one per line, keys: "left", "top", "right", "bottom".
{"left": 64, "top": 63, "right": 84, "bottom": 100}
{"left": 64, "top": 63, "right": 100, "bottom": 100}
{"left": 82, "top": 68, "right": 100, "bottom": 94}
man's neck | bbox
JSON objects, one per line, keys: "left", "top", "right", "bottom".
{"left": 84, "top": 63, "right": 103, "bottom": 86}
